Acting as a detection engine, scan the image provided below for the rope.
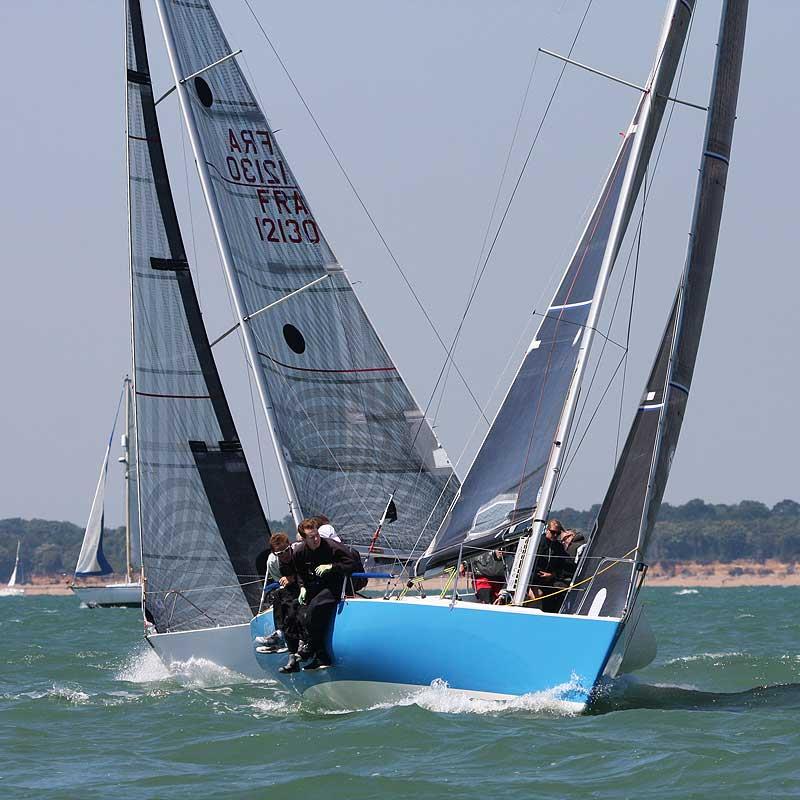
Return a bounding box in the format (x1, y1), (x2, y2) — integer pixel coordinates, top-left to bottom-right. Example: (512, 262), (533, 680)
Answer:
(143, 577), (264, 596)
(520, 547), (637, 606)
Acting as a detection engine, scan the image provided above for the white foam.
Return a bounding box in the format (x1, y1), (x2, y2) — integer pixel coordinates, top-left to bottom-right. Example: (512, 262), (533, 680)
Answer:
(359, 678), (585, 717)
(673, 589), (699, 596)
(664, 651), (745, 665)
(116, 646), (172, 683)
(250, 696), (301, 716)
(49, 684), (91, 704)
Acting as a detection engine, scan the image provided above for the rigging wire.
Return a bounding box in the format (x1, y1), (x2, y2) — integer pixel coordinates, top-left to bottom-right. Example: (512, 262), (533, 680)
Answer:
(240, 0), (487, 424)
(430, 47), (543, 430)
(615, 171), (646, 465)
(553, 6), (697, 496)
(408, 0), (596, 453)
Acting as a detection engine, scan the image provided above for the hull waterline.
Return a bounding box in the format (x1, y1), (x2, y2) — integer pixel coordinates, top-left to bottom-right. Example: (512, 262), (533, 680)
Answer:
(251, 596), (652, 711)
(71, 582), (141, 608)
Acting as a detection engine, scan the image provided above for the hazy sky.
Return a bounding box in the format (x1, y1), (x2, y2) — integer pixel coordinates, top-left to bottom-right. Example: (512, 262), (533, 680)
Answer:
(0, 0), (797, 528)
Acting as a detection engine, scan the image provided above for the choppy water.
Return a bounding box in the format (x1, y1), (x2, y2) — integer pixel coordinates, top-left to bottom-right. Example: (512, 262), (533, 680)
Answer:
(1, 588), (799, 799)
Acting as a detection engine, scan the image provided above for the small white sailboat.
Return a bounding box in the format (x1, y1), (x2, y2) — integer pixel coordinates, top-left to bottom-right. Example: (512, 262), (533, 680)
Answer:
(1, 541), (25, 597)
(71, 378), (141, 608)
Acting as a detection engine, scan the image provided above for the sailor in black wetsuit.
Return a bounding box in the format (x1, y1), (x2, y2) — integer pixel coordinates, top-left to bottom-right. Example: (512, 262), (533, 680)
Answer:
(531, 519), (576, 612)
(280, 518), (359, 670)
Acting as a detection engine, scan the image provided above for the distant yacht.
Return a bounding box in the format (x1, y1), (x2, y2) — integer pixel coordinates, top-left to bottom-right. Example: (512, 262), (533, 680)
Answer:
(1, 540), (25, 597)
(71, 378), (141, 608)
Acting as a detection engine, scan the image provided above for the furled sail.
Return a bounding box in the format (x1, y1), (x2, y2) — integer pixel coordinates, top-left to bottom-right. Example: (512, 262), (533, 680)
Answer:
(74, 407), (118, 578)
(562, 0), (749, 617)
(155, 0), (459, 553)
(419, 0), (694, 573)
(127, 0), (270, 632)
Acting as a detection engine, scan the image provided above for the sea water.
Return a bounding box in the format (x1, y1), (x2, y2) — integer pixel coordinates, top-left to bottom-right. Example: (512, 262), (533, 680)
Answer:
(1, 588), (798, 799)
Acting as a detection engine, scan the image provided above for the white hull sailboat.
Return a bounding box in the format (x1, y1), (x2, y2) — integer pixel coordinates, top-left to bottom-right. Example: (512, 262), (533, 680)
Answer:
(123, 0), (458, 677)
(1, 541), (25, 597)
(71, 377), (142, 608)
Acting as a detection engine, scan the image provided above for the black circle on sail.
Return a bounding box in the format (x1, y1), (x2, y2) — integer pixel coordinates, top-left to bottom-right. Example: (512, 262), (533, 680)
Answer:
(194, 76), (214, 108)
(283, 324), (306, 354)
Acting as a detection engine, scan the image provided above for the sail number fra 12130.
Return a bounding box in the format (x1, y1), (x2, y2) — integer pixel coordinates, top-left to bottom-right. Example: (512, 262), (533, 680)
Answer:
(253, 187), (320, 245)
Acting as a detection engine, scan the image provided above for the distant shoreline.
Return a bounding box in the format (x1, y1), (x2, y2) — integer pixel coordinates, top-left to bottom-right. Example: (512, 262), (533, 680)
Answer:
(7, 560), (800, 596)
(646, 559), (799, 587)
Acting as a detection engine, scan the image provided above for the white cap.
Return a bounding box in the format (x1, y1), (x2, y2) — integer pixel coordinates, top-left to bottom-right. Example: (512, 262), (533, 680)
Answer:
(318, 523), (341, 542)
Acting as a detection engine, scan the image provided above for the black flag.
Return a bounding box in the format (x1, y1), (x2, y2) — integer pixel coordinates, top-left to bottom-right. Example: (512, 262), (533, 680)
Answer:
(384, 498), (398, 524)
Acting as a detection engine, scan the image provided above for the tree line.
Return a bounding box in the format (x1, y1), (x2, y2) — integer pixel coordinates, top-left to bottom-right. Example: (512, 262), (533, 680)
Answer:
(3, 498), (800, 580)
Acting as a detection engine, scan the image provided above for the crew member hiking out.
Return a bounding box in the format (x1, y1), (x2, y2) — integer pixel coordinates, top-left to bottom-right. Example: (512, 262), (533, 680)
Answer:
(281, 517), (361, 670)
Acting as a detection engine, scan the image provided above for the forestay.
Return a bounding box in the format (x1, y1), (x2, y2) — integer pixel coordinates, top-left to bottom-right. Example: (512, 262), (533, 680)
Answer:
(127, 0), (269, 633)
(419, 0), (694, 574)
(155, 0), (459, 553)
(563, 0), (749, 617)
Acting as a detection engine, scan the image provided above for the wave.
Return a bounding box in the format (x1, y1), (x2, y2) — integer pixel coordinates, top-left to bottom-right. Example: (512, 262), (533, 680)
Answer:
(250, 696), (301, 716)
(673, 589), (699, 595)
(115, 646), (255, 689)
(663, 651), (745, 665)
(589, 674), (800, 713)
(305, 677), (586, 718)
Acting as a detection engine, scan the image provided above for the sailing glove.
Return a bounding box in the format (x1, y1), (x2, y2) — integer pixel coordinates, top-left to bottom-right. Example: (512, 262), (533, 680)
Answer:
(298, 587), (307, 605)
(314, 564), (333, 576)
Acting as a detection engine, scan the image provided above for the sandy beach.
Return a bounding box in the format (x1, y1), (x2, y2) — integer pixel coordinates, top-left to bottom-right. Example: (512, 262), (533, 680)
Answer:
(6, 561), (800, 595)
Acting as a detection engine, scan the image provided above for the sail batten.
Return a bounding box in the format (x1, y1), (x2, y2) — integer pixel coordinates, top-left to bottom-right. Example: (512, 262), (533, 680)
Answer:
(563, 0), (749, 618)
(155, 0), (459, 552)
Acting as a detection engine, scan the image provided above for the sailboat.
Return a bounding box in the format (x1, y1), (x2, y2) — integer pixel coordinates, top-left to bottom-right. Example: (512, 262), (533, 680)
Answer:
(250, 0), (749, 709)
(123, 0), (458, 677)
(71, 378), (142, 608)
(1, 541), (25, 597)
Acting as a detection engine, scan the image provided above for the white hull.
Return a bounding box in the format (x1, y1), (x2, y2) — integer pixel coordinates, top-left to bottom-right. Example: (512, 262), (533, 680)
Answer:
(147, 622), (265, 681)
(0, 587), (24, 597)
(71, 582), (141, 607)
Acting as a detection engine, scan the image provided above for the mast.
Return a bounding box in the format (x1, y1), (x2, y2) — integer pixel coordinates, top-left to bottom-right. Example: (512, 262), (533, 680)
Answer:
(122, 376), (133, 583)
(562, 0), (748, 617)
(510, 0), (694, 605)
(154, 0), (302, 525)
(125, 1), (144, 601)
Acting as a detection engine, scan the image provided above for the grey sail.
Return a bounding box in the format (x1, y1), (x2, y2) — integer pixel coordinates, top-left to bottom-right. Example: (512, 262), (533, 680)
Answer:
(127, 0), (270, 632)
(419, 0), (694, 574)
(563, 0), (749, 617)
(155, 0), (459, 554)
(75, 403), (119, 578)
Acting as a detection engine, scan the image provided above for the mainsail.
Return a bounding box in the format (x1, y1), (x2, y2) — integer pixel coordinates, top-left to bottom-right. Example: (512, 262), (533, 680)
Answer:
(154, 0), (459, 553)
(419, 0), (694, 574)
(563, 0), (749, 617)
(127, 0), (270, 632)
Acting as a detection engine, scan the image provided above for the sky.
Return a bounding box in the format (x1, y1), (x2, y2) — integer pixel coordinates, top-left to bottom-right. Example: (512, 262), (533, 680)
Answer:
(0, 0), (797, 528)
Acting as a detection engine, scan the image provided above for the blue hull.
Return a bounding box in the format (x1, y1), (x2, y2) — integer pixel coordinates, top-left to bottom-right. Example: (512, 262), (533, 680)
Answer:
(252, 596), (622, 710)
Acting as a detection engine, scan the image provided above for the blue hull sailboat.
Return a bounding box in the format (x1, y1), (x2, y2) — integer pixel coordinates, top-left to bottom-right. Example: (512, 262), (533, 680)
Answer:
(249, 0), (749, 710)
